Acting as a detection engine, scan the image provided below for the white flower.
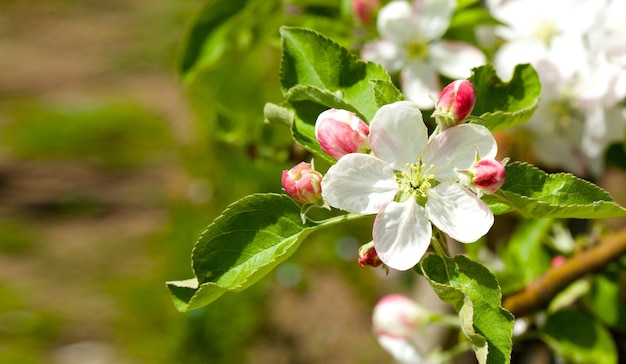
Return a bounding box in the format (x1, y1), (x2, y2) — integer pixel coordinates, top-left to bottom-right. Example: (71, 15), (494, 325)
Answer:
(489, 0), (626, 176)
(321, 101), (495, 271)
(361, 0), (486, 109)
(373, 294), (426, 364)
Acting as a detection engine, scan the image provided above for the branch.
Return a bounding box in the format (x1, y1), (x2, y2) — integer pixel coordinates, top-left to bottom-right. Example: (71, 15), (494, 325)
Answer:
(502, 228), (626, 317)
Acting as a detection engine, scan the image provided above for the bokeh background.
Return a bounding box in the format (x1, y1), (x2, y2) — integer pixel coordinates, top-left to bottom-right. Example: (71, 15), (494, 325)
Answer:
(0, 0), (403, 362)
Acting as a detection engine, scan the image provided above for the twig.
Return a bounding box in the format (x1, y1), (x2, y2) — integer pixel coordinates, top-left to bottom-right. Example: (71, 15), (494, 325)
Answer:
(502, 228), (626, 317)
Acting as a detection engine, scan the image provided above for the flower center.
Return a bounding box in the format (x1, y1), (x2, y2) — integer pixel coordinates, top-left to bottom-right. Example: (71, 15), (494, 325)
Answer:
(395, 159), (436, 205)
(544, 96), (583, 134)
(406, 37), (429, 60)
(534, 20), (561, 47)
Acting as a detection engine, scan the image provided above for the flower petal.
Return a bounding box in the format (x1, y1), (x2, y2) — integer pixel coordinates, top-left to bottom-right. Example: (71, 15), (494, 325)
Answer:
(321, 153), (397, 214)
(361, 39), (408, 73)
(425, 183), (494, 243)
(369, 101), (428, 170)
(377, 0), (418, 45)
(423, 124), (497, 182)
(377, 336), (423, 364)
(373, 198), (432, 271)
(413, 0), (456, 40)
(429, 41), (486, 78)
(400, 61), (439, 109)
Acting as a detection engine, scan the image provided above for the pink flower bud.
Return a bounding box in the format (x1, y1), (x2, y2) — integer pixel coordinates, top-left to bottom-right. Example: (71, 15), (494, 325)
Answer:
(373, 294), (425, 339)
(472, 158), (506, 194)
(358, 241), (383, 268)
(551, 255), (567, 268)
(353, 0), (381, 25)
(282, 162), (323, 205)
(433, 80), (476, 128)
(315, 109), (370, 160)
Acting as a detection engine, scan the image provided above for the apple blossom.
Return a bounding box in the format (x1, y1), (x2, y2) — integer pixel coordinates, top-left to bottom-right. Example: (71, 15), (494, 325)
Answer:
(432, 79), (476, 128)
(282, 161), (323, 205)
(361, 0), (486, 109)
(321, 101), (496, 271)
(373, 294), (425, 364)
(315, 108), (370, 160)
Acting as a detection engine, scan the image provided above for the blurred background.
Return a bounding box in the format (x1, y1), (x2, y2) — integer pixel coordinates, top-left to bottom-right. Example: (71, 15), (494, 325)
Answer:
(0, 0), (399, 362)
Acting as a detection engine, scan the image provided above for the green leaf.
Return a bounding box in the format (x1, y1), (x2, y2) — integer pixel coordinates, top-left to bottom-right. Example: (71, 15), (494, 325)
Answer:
(583, 269), (626, 332)
(177, 0), (249, 76)
(540, 309), (617, 364)
(420, 254), (514, 364)
(496, 218), (552, 295)
(289, 99), (337, 163)
(483, 162), (626, 219)
(263, 102), (295, 127)
(177, 0), (282, 82)
(167, 193), (317, 312)
(279, 26), (392, 122)
(449, 7), (502, 29)
(469, 64), (541, 131)
(370, 79), (405, 107)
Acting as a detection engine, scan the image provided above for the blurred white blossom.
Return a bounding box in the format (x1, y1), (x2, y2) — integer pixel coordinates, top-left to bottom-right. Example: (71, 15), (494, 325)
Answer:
(488, 0), (626, 176)
(361, 0), (486, 109)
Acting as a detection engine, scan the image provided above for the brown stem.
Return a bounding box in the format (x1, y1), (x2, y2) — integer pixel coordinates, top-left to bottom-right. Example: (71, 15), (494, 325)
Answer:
(502, 228), (626, 317)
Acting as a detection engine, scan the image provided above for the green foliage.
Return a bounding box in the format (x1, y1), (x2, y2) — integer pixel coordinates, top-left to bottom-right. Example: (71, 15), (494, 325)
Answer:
(484, 162), (626, 218)
(583, 268), (626, 332)
(496, 218), (552, 295)
(167, 193), (315, 312)
(540, 309), (617, 364)
(420, 254), (514, 364)
(277, 27), (401, 162)
(469, 64), (541, 131)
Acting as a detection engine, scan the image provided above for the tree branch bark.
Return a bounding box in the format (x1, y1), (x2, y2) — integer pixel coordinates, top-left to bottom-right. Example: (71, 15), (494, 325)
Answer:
(502, 228), (626, 317)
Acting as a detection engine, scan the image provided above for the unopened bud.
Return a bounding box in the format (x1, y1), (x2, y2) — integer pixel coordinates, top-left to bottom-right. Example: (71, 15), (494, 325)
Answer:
(551, 255), (567, 268)
(471, 158), (506, 194)
(373, 294), (426, 339)
(353, 0), (381, 25)
(282, 162), (323, 205)
(433, 80), (476, 128)
(315, 109), (370, 160)
(358, 241), (383, 268)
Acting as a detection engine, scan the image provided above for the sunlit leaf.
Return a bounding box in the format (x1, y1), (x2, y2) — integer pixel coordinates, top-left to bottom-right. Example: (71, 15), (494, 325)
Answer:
(280, 26), (392, 121)
(483, 162), (626, 218)
(167, 193), (317, 312)
(420, 254), (514, 364)
(469, 64), (541, 131)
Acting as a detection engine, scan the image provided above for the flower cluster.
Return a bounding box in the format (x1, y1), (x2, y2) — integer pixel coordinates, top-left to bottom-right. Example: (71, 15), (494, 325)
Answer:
(283, 81), (504, 271)
(487, 0), (626, 176)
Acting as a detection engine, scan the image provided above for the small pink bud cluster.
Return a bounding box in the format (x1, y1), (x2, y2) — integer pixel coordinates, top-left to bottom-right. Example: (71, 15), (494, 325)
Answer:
(471, 158), (507, 195)
(358, 241), (383, 268)
(433, 79), (476, 129)
(315, 109), (370, 160)
(281, 162), (323, 205)
(353, 0), (381, 25)
(373, 294), (425, 339)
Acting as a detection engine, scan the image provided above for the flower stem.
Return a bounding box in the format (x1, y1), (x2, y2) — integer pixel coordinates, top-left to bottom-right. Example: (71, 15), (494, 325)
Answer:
(430, 228), (450, 257)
